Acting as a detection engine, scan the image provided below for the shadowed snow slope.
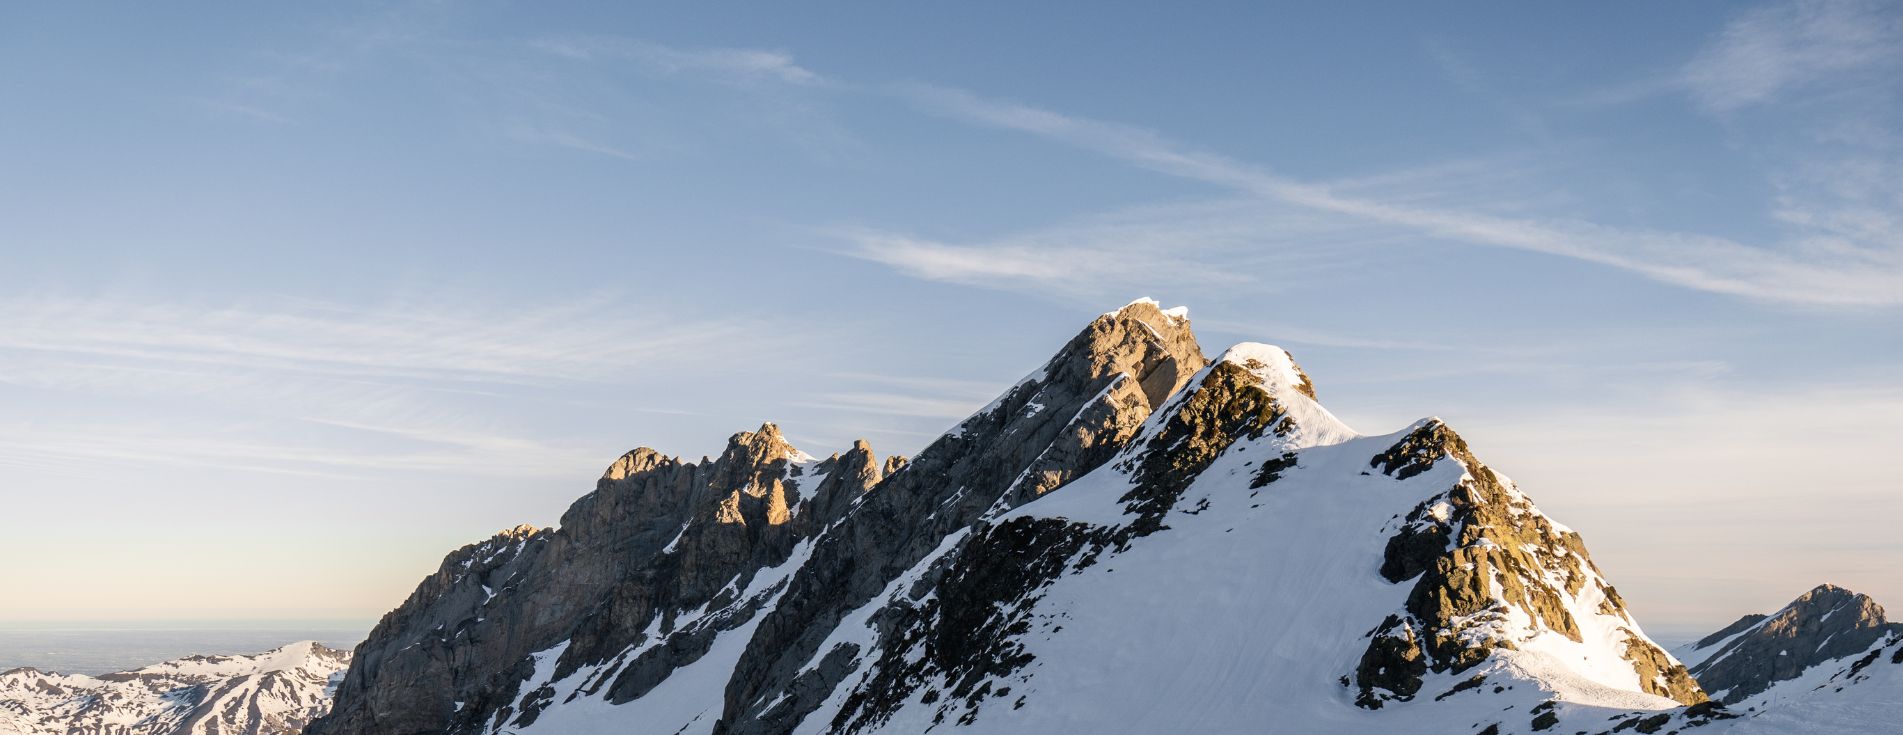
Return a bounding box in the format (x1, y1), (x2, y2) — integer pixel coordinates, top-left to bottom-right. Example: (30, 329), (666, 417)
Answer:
(0, 641), (350, 735)
(308, 302), (1882, 734)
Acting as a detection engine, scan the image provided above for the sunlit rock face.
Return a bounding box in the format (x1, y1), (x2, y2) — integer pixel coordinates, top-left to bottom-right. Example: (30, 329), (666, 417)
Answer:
(0, 642), (350, 735)
(311, 301), (1830, 735)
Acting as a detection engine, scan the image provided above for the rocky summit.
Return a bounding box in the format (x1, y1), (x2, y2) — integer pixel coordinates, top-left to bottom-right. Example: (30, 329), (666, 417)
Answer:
(1670, 585), (1903, 733)
(307, 301), (1888, 735)
(1678, 584), (1903, 703)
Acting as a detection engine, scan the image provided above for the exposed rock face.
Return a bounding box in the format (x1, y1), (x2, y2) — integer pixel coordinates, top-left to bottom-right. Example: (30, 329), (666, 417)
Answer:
(1680, 584), (1902, 703)
(314, 424), (887, 735)
(0, 642), (349, 735)
(311, 300), (1205, 735)
(311, 301), (1729, 735)
(1357, 419), (1705, 708)
(714, 300), (1206, 733)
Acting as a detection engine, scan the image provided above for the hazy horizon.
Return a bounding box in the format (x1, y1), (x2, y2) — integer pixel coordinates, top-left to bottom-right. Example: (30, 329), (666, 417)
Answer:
(4, 1), (1899, 643)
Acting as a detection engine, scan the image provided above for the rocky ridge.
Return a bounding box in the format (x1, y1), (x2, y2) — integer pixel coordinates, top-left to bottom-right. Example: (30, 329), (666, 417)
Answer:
(780, 342), (1712, 734)
(313, 299), (1205, 735)
(1679, 584), (1902, 704)
(310, 300), (1826, 735)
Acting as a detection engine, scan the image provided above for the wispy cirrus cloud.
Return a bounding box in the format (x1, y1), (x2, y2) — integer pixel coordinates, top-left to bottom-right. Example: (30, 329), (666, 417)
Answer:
(1681, 0), (1902, 113)
(1561, 1), (1902, 113)
(859, 82), (1903, 307)
(0, 295), (792, 478)
(521, 36), (858, 162)
(1557, 2), (1903, 291)
(835, 197), (1405, 300)
(529, 36), (827, 87)
(0, 295), (762, 385)
(0, 420), (607, 481)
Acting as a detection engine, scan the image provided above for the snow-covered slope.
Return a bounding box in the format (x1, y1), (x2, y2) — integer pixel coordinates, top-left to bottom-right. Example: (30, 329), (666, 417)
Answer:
(1703, 629), (1903, 733)
(0, 641), (349, 735)
(1670, 586), (1903, 733)
(318, 300), (1879, 734)
(789, 342), (1708, 735)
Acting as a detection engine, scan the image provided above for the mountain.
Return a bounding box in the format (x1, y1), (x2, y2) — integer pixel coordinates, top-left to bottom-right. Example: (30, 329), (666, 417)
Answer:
(0, 641), (349, 735)
(1678, 584), (1900, 704)
(1672, 586), (1903, 732)
(1713, 631), (1903, 734)
(315, 300), (1737, 735)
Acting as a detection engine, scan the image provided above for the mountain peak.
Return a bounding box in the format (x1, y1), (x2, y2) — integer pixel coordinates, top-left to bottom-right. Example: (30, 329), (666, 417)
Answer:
(719, 421), (803, 465)
(1214, 342), (1319, 400)
(314, 304), (1743, 735)
(1104, 296), (1190, 322)
(601, 446), (672, 482)
(1777, 584), (1886, 631)
(1040, 297), (1203, 414)
(500, 523), (542, 539)
(1681, 583), (1896, 703)
(1797, 582), (1868, 605)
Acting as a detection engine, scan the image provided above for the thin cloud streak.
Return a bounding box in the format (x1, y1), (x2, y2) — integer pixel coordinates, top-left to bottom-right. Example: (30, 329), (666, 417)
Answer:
(886, 83), (1903, 307)
(1681, 0), (1902, 113)
(508, 28), (1903, 306)
(833, 198), (1398, 300)
(530, 36), (828, 86)
(0, 294), (800, 479)
(0, 296), (765, 385)
(0, 422), (604, 480)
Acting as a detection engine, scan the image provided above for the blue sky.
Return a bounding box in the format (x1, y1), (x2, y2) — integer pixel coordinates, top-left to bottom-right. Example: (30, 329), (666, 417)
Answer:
(1, 1), (1898, 640)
